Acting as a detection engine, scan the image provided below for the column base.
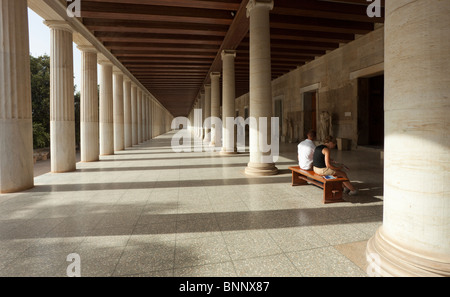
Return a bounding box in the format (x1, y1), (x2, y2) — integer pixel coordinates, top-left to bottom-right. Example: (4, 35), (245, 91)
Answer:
(220, 149), (237, 155)
(81, 122), (99, 162)
(51, 121), (76, 173)
(366, 227), (450, 277)
(0, 119), (34, 193)
(245, 162), (278, 176)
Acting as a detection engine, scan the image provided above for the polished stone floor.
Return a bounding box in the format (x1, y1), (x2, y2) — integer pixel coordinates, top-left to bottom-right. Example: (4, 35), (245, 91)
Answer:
(0, 131), (384, 277)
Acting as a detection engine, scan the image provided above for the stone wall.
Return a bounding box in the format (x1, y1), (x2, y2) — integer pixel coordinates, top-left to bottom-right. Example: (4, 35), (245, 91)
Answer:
(236, 25), (385, 148)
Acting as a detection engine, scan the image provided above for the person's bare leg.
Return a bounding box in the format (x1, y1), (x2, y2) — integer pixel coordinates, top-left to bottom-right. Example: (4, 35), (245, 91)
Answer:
(335, 170), (356, 192)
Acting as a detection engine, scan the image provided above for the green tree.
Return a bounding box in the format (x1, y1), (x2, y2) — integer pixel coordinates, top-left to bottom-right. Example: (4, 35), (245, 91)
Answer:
(74, 87), (81, 149)
(30, 54), (51, 149)
(30, 54), (80, 150)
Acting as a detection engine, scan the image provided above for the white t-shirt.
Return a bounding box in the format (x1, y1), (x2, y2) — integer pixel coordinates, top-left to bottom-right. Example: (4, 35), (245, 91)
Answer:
(298, 139), (316, 170)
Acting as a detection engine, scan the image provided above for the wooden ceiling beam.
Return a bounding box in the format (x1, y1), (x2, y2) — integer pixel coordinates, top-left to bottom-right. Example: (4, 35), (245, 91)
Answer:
(270, 14), (374, 34)
(80, 1), (234, 25)
(81, 0), (241, 11)
(272, 0), (384, 23)
(83, 18), (229, 36)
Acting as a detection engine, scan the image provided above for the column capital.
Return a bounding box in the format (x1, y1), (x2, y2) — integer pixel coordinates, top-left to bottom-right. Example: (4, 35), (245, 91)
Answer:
(77, 45), (97, 53)
(98, 58), (113, 66)
(210, 72), (221, 79)
(113, 67), (123, 75)
(204, 84), (211, 90)
(246, 0), (274, 17)
(221, 50), (237, 60)
(44, 20), (74, 33)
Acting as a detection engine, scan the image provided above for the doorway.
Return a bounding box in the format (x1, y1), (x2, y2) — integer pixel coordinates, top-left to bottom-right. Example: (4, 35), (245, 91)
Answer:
(274, 99), (283, 138)
(358, 75), (384, 147)
(303, 91), (317, 137)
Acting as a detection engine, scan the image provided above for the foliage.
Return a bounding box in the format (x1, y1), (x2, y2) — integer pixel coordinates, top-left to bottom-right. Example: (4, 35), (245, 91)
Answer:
(33, 122), (50, 149)
(30, 55), (51, 149)
(30, 54), (81, 150)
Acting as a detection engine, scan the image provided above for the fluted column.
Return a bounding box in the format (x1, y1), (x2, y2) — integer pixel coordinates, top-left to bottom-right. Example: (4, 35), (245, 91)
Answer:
(143, 95), (148, 141)
(131, 83), (138, 145)
(45, 20), (76, 173)
(99, 60), (114, 156)
(137, 89), (142, 144)
(200, 90), (205, 140)
(245, 0), (278, 176)
(113, 69), (124, 151)
(123, 77), (132, 148)
(203, 84), (211, 144)
(210, 72), (221, 147)
(221, 50), (237, 154)
(78, 45), (99, 162)
(0, 0), (34, 193)
(366, 0), (450, 277)
(149, 98), (153, 139)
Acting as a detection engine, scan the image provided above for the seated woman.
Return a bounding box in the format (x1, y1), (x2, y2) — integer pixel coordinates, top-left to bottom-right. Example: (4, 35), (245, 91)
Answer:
(313, 136), (358, 196)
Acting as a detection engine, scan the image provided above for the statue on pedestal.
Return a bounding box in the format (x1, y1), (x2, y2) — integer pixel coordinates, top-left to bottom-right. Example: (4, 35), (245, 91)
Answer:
(319, 111), (332, 141)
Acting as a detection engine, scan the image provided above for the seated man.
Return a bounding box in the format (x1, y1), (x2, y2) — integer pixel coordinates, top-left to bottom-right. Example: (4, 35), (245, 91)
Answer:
(297, 130), (316, 170)
(313, 136), (359, 196)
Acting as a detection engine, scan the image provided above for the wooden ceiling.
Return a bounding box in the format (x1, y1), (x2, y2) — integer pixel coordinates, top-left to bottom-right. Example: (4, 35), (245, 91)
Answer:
(77, 0), (384, 117)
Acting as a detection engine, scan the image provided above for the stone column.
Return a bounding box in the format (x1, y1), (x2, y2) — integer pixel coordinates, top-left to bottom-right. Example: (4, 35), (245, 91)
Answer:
(0, 0), (34, 193)
(123, 77), (132, 148)
(78, 45), (99, 162)
(131, 83), (138, 145)
(200, 90), (205, 140)
(137, 89), (142, 144)
(203, 84), (211, 144)
(147, 97), (152, 140)
(245, 0), (278, 176)
(210, 72), (221, 147)
(148, 98), (153, 140)
(366, 0), (450, 277)
(145, 94), (148, 141)
(98, 60), (114, 155)
(221, 50), (237, 154)
(113, 69), (124, 151)
(45, 20), (76, 173)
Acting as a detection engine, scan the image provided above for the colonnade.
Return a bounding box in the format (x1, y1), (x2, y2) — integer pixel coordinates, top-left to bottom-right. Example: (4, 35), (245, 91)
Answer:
(188, 0), (278, 176)
(1, 0), (449, 277)
(0, 0), (172, 193)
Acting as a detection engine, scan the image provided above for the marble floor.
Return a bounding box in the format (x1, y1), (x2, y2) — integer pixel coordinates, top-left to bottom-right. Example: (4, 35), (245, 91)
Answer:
(0, 131), (384, 277)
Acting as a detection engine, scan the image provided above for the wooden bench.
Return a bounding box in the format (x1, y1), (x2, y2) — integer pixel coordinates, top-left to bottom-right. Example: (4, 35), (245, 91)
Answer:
(288, 166), (349, 204)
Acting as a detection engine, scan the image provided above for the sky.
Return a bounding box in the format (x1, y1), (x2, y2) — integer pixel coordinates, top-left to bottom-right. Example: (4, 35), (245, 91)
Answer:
(28, 8), (82, 92)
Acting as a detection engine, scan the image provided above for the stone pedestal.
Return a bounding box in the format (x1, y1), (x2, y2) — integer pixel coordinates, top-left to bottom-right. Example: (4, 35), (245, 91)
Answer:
(99, 61), (114, 156)
(45, 20), (76, 172)
(366, 0), (450, 277)
(245, 0), (278, 176)
(78, 45), (99, 162)
(0, 0), (34, 193)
